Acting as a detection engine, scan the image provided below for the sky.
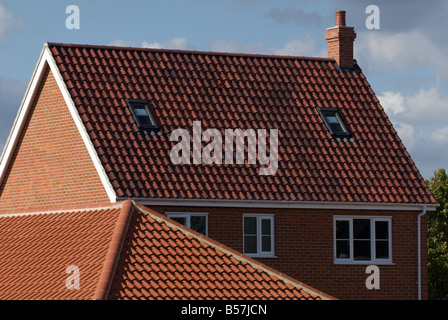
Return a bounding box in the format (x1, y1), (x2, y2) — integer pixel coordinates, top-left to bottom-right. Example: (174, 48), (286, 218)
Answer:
(0, 0), (447, 180)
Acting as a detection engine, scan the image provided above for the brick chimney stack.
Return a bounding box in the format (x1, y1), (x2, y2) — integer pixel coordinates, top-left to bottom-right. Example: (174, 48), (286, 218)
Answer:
(325, 11), (357, 68)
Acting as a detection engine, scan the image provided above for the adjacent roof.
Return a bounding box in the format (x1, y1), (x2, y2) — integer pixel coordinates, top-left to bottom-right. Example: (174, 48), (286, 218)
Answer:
(0, 203), (122, 300)
(0, 201), (333, 300)
(45, 42), (435, 205)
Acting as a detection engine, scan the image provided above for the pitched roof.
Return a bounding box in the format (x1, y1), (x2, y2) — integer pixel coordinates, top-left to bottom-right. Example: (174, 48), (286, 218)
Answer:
(0, 203), (123, 300)
(0, 201), (333, 300)
(45, 42), (435, 206)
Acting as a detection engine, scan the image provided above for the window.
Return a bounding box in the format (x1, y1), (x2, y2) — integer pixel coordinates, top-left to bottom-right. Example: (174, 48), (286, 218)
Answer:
(243, 214), (275, 257)
(318, 107), (350, 137)
(126, 99), (159, 130)
(166, 212), (208, 236)
(334, 216), (392, 264)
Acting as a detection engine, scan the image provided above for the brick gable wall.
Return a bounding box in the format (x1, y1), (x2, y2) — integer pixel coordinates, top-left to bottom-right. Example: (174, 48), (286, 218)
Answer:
(151, 204), (427, 300)
(0, 66), (110, 210)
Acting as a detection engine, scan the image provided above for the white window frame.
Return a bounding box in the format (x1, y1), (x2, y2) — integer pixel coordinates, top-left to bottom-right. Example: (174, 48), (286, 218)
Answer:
(243, 213), (275, 258)
(333, 215), (393, 265)
(166, 212), (209, 236)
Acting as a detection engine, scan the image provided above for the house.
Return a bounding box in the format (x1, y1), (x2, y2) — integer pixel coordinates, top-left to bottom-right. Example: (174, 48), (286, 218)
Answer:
(0, 11), (437, 300)
(0, 200), (332, 300)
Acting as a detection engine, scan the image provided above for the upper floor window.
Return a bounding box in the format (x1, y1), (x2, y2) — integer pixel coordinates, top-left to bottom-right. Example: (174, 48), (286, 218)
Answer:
(334, 216), (392, 264)
(243, 214), (275, 258)
(126, 99), (159, 130)
(166, 212), (208, 236)
(318, 107), (350, 137)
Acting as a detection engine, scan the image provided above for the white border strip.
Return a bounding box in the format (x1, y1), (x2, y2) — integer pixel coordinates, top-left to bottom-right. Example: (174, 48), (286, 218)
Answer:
(45, 46), (117, 203)
(0, 44), (117, 203)
(122, 197), (437, 211)
(0, 46), (47, 183)
(0, 203), (123, 219)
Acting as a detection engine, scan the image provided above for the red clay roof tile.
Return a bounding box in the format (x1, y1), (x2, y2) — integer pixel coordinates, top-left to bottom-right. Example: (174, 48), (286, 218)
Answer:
(45, 43), (435, 205)
(0, 204), (122, 300)
(0, 201), (333, 300)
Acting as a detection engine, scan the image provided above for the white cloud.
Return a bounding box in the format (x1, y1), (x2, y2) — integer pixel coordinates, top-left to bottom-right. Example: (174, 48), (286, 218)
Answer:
(430, 126), (448, 143)
(108, 39), (138, 47)
(210, 36), (323, 57)
(391, 120), (448, 178)
(357, 29), (448, 79)
(362, 28), (448, 178)
(404, 88), (448, 124)
(109, 37), (191, 50)
(142, 38), (189, 50)
(393, 121), (420, 150)
(379, 87), (448, 125)
(378, 91), (405, 116)
(378, 86), (448, 178)
(0, 3), (20, 37)
(274, 37), (326, 57)
(209, 38), (267, 54)
(110, 36), (323, 58)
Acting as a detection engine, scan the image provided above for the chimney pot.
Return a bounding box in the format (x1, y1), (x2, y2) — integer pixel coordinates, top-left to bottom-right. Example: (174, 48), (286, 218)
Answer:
(335, 11), (346, 26)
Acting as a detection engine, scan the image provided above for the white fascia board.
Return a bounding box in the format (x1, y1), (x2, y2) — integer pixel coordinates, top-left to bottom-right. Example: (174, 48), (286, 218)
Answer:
(119, 197), (438, 211)
(0, 45), (48, 184)
(45, 46), (117, 203)
(0, 43), (117, 203)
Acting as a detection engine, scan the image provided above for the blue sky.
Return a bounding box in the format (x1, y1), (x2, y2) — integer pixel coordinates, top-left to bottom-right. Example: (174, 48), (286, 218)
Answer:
(0, 0), (447, 179)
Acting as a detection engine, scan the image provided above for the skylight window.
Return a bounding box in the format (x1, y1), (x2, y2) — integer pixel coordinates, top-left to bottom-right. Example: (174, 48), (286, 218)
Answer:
(126, 99), (158, 130)
(318, 107), (350, 137)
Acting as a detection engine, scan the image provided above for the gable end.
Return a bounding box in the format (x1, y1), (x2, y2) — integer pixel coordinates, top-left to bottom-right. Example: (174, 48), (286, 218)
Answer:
(0, 44), (117, 209)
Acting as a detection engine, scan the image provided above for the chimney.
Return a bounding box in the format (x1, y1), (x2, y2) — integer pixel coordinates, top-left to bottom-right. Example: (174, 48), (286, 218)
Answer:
(325, 11), (357, 68)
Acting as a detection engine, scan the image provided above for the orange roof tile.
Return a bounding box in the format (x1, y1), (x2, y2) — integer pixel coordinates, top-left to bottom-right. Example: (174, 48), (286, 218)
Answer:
(0, 201), (334, 300)
(0, 203), (123, 300)
(46, 42), (435, 205)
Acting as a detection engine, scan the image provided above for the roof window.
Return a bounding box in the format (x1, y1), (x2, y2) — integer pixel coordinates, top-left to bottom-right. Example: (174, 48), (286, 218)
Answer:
(318, 107), (350, 137)
(126, 99), (159, 130)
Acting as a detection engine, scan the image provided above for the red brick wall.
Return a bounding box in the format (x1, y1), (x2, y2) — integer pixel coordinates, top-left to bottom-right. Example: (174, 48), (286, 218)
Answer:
(0, 66), (110, 210)
(325, 27), (357, 68)
(151, 204), (427, 300)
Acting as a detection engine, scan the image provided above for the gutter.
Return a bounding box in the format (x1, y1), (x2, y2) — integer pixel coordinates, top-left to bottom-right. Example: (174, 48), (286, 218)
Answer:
(119, 197), (439, 212)
(417, 205), (427, 300)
